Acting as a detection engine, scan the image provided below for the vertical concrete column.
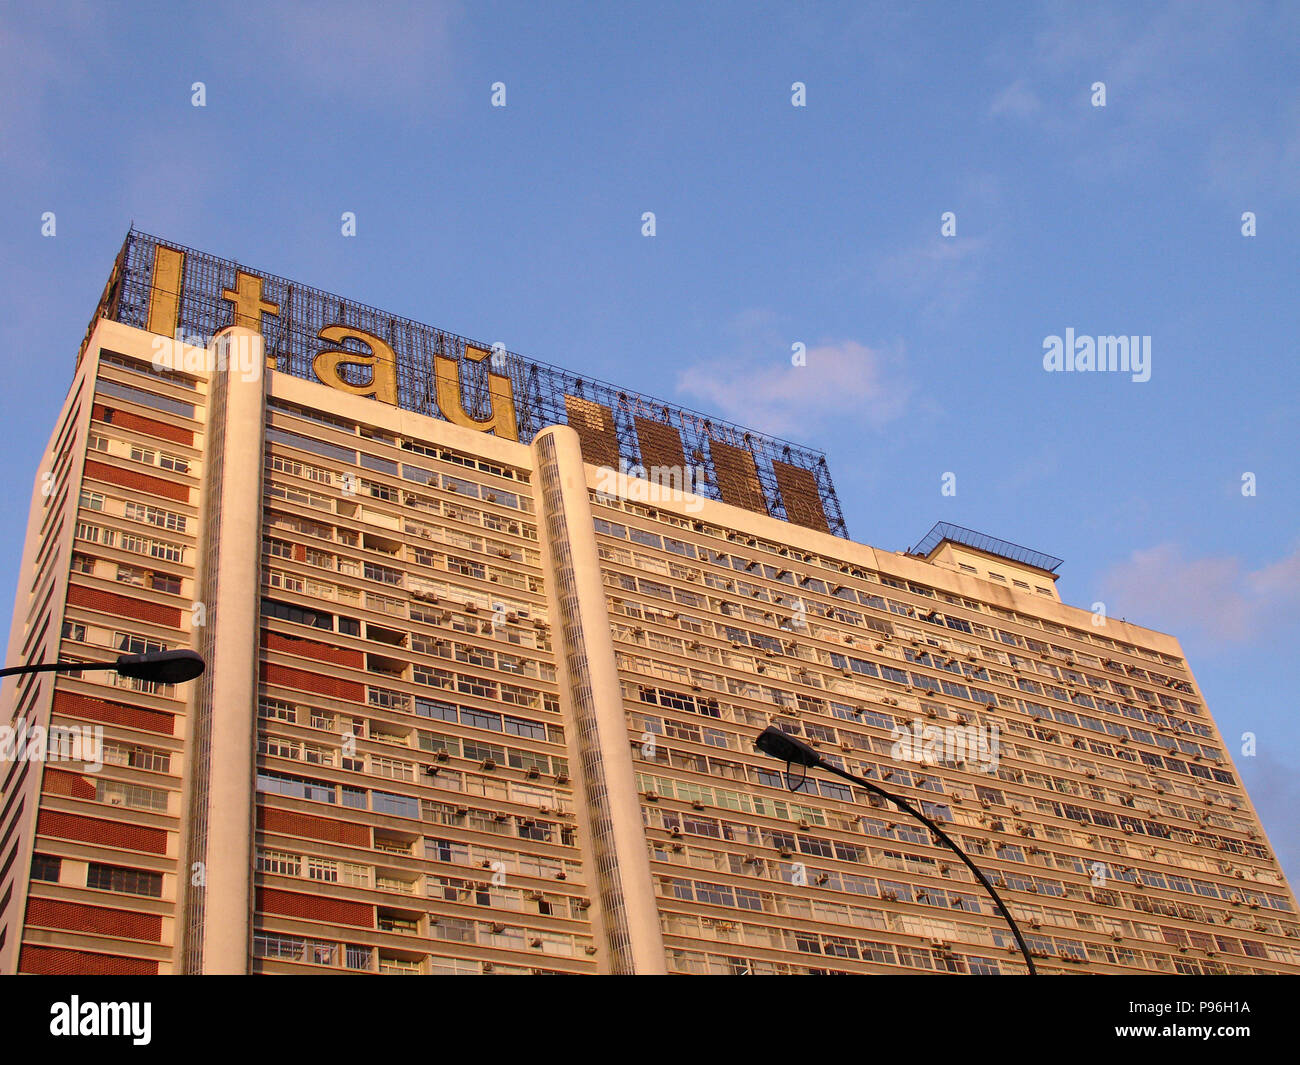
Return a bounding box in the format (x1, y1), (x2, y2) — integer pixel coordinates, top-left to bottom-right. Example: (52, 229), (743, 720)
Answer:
(532, 426), (667, 974)
(196, 328), (265, 973)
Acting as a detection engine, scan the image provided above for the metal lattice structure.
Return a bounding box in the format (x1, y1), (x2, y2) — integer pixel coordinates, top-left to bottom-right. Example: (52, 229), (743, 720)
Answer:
(909, 522), (1063, 573)
(86, 229), (848, 537)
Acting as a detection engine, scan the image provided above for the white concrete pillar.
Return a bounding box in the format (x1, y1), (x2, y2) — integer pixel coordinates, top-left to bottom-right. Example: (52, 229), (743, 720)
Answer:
(532, 425), (667, 974)
(196, 328), (265, 972)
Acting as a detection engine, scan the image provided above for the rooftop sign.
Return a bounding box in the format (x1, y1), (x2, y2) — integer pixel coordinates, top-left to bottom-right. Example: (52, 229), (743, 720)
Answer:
(85, 230), (847, 537)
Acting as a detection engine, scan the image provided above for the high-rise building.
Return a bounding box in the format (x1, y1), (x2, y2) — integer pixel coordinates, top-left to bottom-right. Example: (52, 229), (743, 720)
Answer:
(1, 230), (1295, 975)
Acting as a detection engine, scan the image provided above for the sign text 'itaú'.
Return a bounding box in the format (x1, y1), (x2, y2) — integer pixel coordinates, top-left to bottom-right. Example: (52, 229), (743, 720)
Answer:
(89, 229), (847, 537)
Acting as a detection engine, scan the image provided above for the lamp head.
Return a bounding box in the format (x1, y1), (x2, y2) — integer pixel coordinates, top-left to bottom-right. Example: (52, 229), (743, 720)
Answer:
(754, 725), (821, 768)
(115, 649), (206, 684)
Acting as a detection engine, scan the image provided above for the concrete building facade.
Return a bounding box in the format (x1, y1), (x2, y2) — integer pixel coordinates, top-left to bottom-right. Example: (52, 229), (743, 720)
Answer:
(1, 233), (1296, 975)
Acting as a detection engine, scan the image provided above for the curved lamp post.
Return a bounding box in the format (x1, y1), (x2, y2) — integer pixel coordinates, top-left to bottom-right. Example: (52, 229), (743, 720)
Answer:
(0, 649), (206, 684)
(754, 724), (1037, 976)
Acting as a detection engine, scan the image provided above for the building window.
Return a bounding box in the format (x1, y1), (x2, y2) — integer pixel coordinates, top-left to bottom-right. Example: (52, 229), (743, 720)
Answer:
(86, 862), (163, 898)
(125, 501), (187, 532)
(307, 857), (339, 883)
(116, 632), (167, 656)
(258, 850), (300, 876)
(30, 854), (61, 883)
(150, 572), (182, 595)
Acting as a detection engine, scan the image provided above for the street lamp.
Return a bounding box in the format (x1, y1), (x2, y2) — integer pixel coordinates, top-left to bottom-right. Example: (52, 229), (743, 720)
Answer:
(754, 724), (1038, 975)
(0, 649), (206, 684)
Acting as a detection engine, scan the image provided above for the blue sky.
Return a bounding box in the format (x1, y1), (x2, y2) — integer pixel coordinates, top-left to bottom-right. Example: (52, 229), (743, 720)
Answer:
(1, 1), (1297, 881)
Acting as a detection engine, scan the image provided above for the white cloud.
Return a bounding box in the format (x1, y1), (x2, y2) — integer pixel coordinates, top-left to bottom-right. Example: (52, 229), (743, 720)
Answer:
(876, 234), (989, 316)
(242, 0), (461, 106)
(676, 338), (910, 438)
(992, 2), (1246, 123)
(1099, 542), (1300, 644)
(988, 79), (1043, 120)
(1204, 99), (1300, 202)
(984, 2), (1280, 186)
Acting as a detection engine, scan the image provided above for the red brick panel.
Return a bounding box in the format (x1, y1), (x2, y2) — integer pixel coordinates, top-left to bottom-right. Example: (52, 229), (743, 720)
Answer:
(84, 459), (189, 503)
(19, 945), (158, 975)
(42, 768), (97, 800)
(262, 630), (363, 669)
(258, 807), (370, 847)
(92, 403), (193, 446)
(37, 810), (168, 855)
(26, 898), (162, 942)
(53, 691), (175, 736)
(257, 887), (373, 928)
(261, 662), (365, 702)
(66, 584), (183, 629)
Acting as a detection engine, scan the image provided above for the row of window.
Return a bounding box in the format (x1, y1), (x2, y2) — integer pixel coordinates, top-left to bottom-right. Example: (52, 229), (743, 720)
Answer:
(593, 499), (1185, 669)
(603, 551), (1198, 720)
(31, 854), (163, 897)
(267, 428), (531, 513)
(268, 398), (530, 486)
